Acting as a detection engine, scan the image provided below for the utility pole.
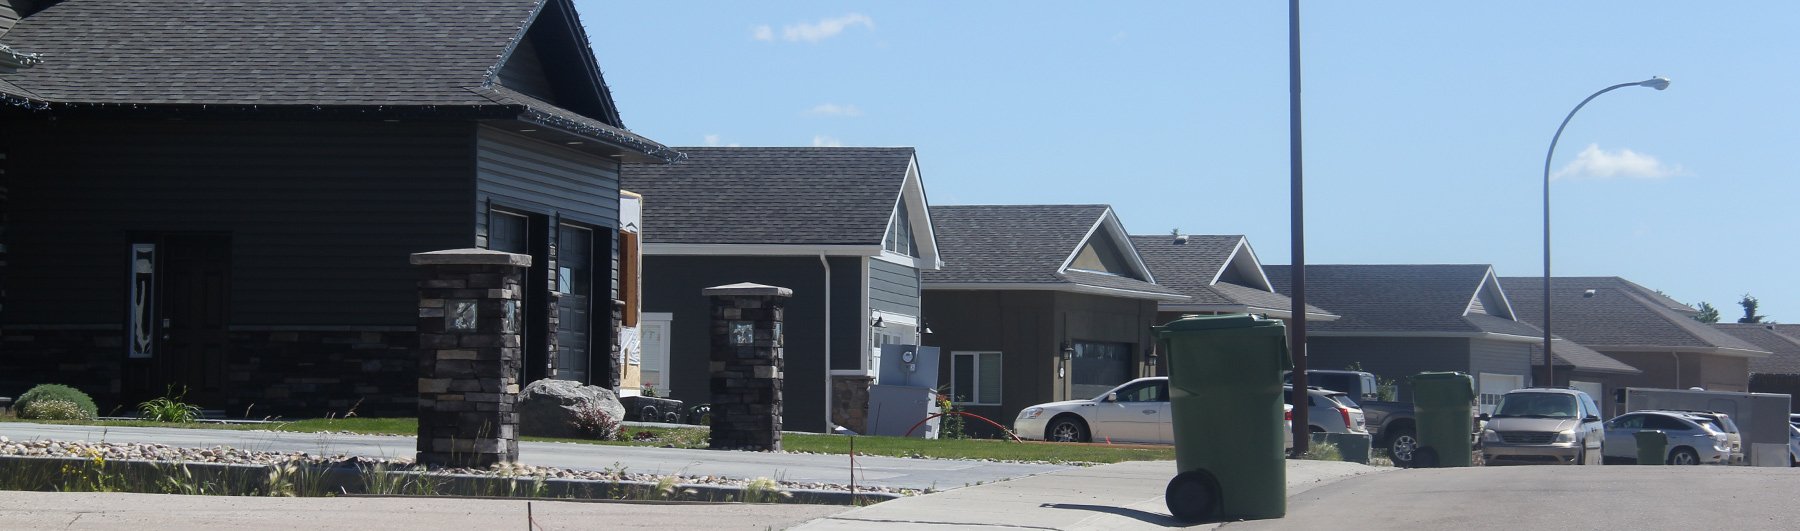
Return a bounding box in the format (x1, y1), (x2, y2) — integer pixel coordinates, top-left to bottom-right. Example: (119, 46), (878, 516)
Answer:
(1287, 0), (1309, 455)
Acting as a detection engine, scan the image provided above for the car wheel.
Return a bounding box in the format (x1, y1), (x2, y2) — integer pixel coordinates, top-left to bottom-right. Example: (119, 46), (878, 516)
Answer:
(1165, 471), (1219, 523)
(1669, 447), (1699, 465)
(1387, 427), (1418, 467)
(1576, 446), (1587, 465)
(1602, 455), (1626, 465)
(1046, 416), (1090, 443)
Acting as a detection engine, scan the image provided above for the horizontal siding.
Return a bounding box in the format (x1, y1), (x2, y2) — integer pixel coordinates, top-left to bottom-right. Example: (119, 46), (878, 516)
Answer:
(868, 258), (920, 316)
(6, 119), (475, 326)
(475, 126), (621, 298)
(1467, 339), (1532, 389)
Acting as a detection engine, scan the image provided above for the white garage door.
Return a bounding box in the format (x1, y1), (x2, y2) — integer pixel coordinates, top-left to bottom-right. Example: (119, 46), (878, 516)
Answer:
(1478, 373), (1525, 415)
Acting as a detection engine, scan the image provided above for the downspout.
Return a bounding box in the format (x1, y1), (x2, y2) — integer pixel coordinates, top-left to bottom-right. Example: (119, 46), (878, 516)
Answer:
(821, 253), (834, 432)
(1670, 352), (1680, 389)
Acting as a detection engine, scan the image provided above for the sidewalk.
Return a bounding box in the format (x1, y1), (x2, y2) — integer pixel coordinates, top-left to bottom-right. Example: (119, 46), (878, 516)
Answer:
(794, 459), (1386, 530)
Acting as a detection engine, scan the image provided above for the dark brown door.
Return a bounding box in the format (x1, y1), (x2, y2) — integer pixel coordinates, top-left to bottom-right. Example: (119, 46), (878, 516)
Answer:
(555, 225), (593, 384)
(155, 234), (231, 405)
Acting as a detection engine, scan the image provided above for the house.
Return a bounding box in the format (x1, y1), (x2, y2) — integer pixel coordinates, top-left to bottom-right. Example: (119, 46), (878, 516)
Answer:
(1712, 323), (1800, 399)
(1128, 233), (1337, 328)
(1264, 265), (1637, 411)
(922, 205), (1185, 433)
(620, 147), (941, 433)
(1500, 277), (1769, 411)
(0, 0), (677, 415)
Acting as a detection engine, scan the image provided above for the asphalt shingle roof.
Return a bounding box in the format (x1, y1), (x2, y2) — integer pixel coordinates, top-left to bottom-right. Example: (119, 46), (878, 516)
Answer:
(1, 0), (534, 106)
(1499, 277), (1766, 353)
(621, 147), (915, 246)
(1713, 324), (1800, 374)
(1263, 264), (1522, 335)
(924, 205), (1183, 299)
(1129, 234), (1331, 315)
(1529, 341), (1642, 374)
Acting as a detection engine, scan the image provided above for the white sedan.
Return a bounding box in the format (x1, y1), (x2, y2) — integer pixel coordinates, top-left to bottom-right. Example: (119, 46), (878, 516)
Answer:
(1013, 377), (1293, 450)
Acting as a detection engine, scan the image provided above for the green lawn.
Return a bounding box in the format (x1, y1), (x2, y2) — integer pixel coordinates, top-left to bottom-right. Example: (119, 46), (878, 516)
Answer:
(0, 416), (1174, 464)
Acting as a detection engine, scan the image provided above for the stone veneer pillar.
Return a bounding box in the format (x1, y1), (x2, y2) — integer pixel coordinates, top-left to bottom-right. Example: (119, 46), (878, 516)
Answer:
(703, 282), (790, 451)
(411, 248), (530, 468)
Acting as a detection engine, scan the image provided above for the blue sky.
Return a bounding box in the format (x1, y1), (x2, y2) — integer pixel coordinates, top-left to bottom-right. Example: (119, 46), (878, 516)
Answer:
(577, 1), (1799, 322)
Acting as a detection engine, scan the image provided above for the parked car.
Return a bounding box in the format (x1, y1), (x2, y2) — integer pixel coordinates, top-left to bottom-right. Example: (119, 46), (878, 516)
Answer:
(1284, 386), (1367, 434)
(1659, 410), (1742, 464)
(1282, 369), (1438, 466)
(1479, 388), (1605, 465)
(1789, 424), (1799, 467)
(1013, 377), (1296, 447)
(1599, 410), (1732, 465)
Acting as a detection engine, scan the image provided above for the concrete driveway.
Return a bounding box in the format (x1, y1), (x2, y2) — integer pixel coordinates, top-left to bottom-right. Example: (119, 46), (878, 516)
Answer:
(0, 422), (1067, 491)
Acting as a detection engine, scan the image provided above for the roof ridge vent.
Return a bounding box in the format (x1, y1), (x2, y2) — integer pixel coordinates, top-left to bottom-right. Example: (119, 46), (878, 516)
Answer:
(1173, 234), (1188, 245)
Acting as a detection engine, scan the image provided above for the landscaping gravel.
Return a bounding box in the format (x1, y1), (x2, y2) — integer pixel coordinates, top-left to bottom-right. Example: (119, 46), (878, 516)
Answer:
(0, 435), (911, 495)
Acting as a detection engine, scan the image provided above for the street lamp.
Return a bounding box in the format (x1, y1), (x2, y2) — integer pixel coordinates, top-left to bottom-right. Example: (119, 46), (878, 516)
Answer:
(1541, 76), (1670, 386)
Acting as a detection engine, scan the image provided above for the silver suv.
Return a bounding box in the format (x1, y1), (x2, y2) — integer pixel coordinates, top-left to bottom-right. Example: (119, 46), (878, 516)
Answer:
(1479, 388), (1605, 465)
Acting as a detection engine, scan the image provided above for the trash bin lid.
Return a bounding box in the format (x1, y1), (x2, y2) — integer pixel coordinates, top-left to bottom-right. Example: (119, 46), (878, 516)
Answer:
(1154, 313), (1286, 334)
(1408, 371), (1470, 383)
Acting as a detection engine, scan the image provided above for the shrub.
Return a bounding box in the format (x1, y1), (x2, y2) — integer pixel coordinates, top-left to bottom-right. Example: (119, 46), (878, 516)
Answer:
(22, 399), (94, 421)
(139, 386), (203, 423)
(1297, 439), (1343, 462)
(570, 403), (620, 440)
(15, 384), (98, 420)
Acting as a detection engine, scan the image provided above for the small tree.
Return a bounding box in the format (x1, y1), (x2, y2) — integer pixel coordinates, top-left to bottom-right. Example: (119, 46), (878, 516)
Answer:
(1738, 294), (1768, 324)
(1693, 302), (1720, 324)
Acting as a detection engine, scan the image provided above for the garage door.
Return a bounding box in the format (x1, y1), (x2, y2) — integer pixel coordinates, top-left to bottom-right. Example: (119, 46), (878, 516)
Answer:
(1478, 373), (1525, 415)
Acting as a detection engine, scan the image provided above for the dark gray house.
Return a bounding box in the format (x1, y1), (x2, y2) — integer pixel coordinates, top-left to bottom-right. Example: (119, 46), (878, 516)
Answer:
(1501, 277), (1767, 411)
(922, 205), (1185, 434)
(621, 147), (941, 433)
(0, 0), (677, 415)
(1129, 233), (1336, 327)
(1714, 323), (1800, 398)
(1265, 265), (1637, 411)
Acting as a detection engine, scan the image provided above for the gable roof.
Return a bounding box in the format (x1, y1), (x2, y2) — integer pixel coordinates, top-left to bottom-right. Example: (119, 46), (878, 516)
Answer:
(621, 147), (938, 264)
(1129, 234), (1336, 320)
(0, 0), (677, 161)
(922, 205), (1184, 301)
(1499, 277), (1768, 357)
(1263, 264), (1539, 338)
(1529, 340), (1642, 375)
(1712, 324), (1800, 374)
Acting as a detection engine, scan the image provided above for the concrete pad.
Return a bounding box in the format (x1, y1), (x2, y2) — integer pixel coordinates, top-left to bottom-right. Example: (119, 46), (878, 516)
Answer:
(0, 490), (847, 530)
(795, 459), (1387, 530)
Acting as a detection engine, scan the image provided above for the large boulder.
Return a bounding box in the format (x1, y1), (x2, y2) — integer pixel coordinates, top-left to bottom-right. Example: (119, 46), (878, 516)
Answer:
(518, 379), (624, 438)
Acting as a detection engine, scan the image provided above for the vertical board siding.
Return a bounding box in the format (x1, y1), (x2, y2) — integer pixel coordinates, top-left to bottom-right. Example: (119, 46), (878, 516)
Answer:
(868, 258), (920, 316)
(6, 119), (474, 326)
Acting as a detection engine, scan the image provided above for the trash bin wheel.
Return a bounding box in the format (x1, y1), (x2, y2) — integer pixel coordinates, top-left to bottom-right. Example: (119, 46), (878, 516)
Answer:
(1411, 447), (1439, 469)
(1165, 470), (1220, 523)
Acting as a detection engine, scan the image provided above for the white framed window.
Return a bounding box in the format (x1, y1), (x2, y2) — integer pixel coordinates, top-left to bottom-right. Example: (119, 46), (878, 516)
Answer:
(951, 351), (1003, 406)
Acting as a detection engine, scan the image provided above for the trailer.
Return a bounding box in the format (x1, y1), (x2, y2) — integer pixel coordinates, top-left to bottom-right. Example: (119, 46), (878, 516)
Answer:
(1620, 387), (1792, 467)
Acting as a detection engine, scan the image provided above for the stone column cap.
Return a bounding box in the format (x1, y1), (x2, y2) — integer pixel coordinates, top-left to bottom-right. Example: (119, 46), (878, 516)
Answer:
(410, 248), (533, 267)
(702, 282), (793, 298)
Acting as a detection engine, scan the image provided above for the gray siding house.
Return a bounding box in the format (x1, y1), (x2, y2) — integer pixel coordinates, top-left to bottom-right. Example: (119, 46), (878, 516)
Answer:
(0, 0), (677, 415)
(621, 147), (941, 433)
(1265, 265), (1637, 413)
(1714, 323), (1800, 399)
(1129, 234), (1336, 350)
(922, 205), (1185, 437)
(1502, 277), (1769, 414)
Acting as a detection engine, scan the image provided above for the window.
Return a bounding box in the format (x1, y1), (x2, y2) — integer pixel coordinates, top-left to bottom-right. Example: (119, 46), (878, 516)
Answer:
(952, 351), (1002, 405)
(1071, 341), (1133, 399)
(1112, 380), (1167, 402)
(884, 200), (917, 256)
(1611, 414), (1644, 429)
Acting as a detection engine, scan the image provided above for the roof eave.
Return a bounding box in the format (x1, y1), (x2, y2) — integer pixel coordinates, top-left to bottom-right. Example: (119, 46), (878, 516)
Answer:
(514, 109), (683, 163)
(924, 281), (1187, 302)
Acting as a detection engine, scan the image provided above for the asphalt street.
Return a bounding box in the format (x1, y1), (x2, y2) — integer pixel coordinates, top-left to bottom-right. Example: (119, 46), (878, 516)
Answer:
(1229, 465), (1800, 530)
(0, 422), (1068, 491)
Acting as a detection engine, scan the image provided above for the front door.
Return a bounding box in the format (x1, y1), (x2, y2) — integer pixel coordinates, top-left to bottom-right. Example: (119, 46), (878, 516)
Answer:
(127, 233), (231, 406)
(555, 224), (593, 384)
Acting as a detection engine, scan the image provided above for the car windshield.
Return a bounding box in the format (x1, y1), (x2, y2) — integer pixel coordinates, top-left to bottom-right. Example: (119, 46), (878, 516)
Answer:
(1492, 393), (1578, 419)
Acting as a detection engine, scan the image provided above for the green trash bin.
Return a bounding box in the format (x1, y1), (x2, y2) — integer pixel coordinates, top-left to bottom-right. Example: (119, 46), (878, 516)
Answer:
(1154, 314), (1292, 523)
(1408, 372), (1475, 468)
(1635, 430), (1667, 465)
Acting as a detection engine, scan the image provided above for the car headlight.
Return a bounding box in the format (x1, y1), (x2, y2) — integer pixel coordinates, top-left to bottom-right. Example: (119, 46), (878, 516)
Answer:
(1482, 429), (1501, 443)
(1553, 430), (1575, 444)
(1019, 407), (1044, 420)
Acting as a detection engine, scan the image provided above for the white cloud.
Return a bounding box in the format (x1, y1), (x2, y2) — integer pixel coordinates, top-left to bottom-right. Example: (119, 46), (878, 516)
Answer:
(702, 134), (739, 148)
(753, 14), (873, 43)
(805, 103), (862, 117)
(1551, 144), (1685, 181)
(812, 135), (843, 147)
